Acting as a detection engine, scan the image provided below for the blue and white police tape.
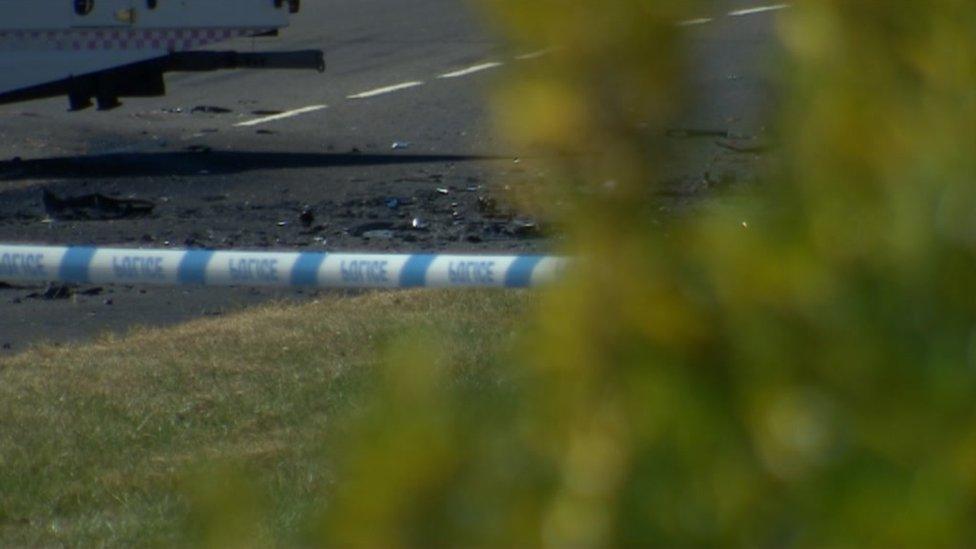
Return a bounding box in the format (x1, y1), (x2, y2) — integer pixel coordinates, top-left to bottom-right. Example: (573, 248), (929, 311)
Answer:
(0, 244), (566, 289)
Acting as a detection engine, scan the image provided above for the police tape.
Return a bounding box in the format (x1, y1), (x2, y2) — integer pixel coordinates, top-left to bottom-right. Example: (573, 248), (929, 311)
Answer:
(0, 244), (567, 289)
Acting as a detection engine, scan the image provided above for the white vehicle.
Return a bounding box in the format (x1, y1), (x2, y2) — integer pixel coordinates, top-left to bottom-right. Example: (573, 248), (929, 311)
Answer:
(0, 0), (323, 110)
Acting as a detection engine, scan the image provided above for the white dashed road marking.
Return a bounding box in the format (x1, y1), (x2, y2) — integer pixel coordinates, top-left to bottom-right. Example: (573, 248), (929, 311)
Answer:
(678, 17), (714, 26)
(226, 3), (789, 129)
(728, 4), (791, 17)
(347, 81), (425, 99)
(515, 49), (552, 60)
(438, 62), (504, 79)
(234, 104), (328, 127)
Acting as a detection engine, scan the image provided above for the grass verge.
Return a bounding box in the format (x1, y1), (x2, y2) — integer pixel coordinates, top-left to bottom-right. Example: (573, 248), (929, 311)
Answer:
(0, 289), (532, 546)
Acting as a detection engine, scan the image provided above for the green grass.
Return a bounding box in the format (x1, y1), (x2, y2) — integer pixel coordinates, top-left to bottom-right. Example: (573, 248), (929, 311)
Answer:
(0, 289), (532, 546)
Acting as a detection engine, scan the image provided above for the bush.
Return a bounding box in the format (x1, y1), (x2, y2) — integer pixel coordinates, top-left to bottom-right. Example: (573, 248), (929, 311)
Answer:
(272, 2), (976, 545)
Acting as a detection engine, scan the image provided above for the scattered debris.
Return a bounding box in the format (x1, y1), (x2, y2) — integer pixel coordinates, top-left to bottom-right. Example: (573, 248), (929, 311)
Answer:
(299, 206), (316, 227)
(42, 189), (155, 221)
(477, 195), (498, 215)
(25, 283), (75, 300)
(191, 105), (233, 114)
(509, 218), (540, 237)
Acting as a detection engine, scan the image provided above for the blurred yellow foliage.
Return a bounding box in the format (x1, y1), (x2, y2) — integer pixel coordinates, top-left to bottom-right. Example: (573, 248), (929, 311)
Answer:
(314, 0), (976, 545)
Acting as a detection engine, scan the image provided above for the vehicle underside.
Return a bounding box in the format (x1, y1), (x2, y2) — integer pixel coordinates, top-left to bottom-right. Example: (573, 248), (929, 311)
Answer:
(0, 49), (325, 110)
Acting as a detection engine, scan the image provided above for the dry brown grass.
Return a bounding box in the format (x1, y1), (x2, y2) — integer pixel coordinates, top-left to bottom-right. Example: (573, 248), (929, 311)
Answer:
(0, 289), (531, 546)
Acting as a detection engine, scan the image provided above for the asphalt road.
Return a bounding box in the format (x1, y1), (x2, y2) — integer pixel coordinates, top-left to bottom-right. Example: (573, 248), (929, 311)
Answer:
(0, 0), (784, 353)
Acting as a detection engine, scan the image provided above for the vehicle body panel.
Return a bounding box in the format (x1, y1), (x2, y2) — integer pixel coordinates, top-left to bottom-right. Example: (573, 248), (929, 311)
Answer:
(0, 0), (313, 108)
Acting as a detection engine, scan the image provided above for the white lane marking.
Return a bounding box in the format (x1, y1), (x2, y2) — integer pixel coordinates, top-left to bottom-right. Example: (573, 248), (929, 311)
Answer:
(347, 81), (425, 99)
(515, 49), (552, 60)
(234, 105), (327, 127)
(728, 4), (791, 17)
(677, 17), (713, 26)
(438, 62), (504, 79)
